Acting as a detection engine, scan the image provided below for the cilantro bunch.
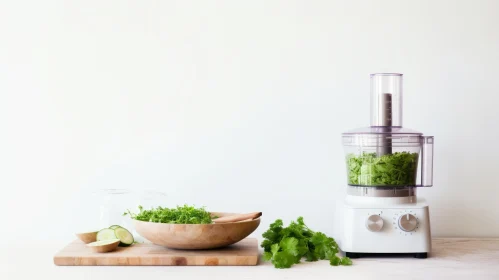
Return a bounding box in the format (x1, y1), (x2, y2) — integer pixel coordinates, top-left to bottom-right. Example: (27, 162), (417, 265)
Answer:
(124, 205), (214, 224)
(347, 152), (419, 186)
(261, 217), (352, 268)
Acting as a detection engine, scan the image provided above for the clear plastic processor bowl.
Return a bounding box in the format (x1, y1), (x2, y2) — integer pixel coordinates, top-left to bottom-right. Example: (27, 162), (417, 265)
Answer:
(342, 127), (433, 187)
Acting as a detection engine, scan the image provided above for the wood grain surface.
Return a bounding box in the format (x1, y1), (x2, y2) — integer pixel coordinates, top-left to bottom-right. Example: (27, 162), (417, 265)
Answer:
(54, 238), (259, 266)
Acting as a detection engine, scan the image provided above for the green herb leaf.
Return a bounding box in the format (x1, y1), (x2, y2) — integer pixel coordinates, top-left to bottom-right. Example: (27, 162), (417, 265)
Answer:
(263, 252), (273, 261)
(280, 237), (299, 256)
(304, 251), (319, 262)
(273, 251), (296, 268)
(271, 243), (280, 255)
(340, 257), (353, 266)
(124, 205), (213, 224)
(330, 256), (341, 266)
(261, 217), (352, 269)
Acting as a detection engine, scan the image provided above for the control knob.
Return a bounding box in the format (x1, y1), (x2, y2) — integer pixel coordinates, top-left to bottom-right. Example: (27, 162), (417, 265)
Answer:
(366, 215), (384, 232)
(398, 213), (418, 232)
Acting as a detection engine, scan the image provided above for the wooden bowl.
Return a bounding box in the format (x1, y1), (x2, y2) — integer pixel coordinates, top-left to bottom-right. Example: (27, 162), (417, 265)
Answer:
(133, 212), (260, 249)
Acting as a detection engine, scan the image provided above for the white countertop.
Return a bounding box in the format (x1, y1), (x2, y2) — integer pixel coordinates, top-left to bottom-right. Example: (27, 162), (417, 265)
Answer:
(2, 238), (498, 280)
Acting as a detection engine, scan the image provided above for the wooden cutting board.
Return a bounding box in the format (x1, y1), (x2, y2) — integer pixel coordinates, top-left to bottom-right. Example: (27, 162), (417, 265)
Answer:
(54, 238), (259, 266)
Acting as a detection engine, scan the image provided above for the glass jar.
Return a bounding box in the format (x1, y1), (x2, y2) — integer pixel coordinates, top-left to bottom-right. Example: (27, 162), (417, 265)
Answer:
(93, 188), (133, 229)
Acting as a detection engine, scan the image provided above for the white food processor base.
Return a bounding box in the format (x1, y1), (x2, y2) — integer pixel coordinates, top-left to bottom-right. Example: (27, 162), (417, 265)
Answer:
(334, 195), (432, 259)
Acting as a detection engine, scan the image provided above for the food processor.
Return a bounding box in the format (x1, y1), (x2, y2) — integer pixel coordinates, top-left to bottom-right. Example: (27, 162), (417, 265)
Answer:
(335, 73), (434, 258)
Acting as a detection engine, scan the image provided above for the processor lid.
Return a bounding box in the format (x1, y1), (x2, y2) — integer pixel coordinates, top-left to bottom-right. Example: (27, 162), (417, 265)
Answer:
(342, 126), (423, 135)
(342, 127), (423, 147)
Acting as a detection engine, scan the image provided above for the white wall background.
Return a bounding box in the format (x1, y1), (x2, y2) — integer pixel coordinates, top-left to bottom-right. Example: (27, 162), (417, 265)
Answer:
(1, 0), (499, 246)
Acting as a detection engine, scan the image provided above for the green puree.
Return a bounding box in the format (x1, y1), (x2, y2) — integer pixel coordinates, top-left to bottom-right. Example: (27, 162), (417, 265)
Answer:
(346, 152), (419, 186)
